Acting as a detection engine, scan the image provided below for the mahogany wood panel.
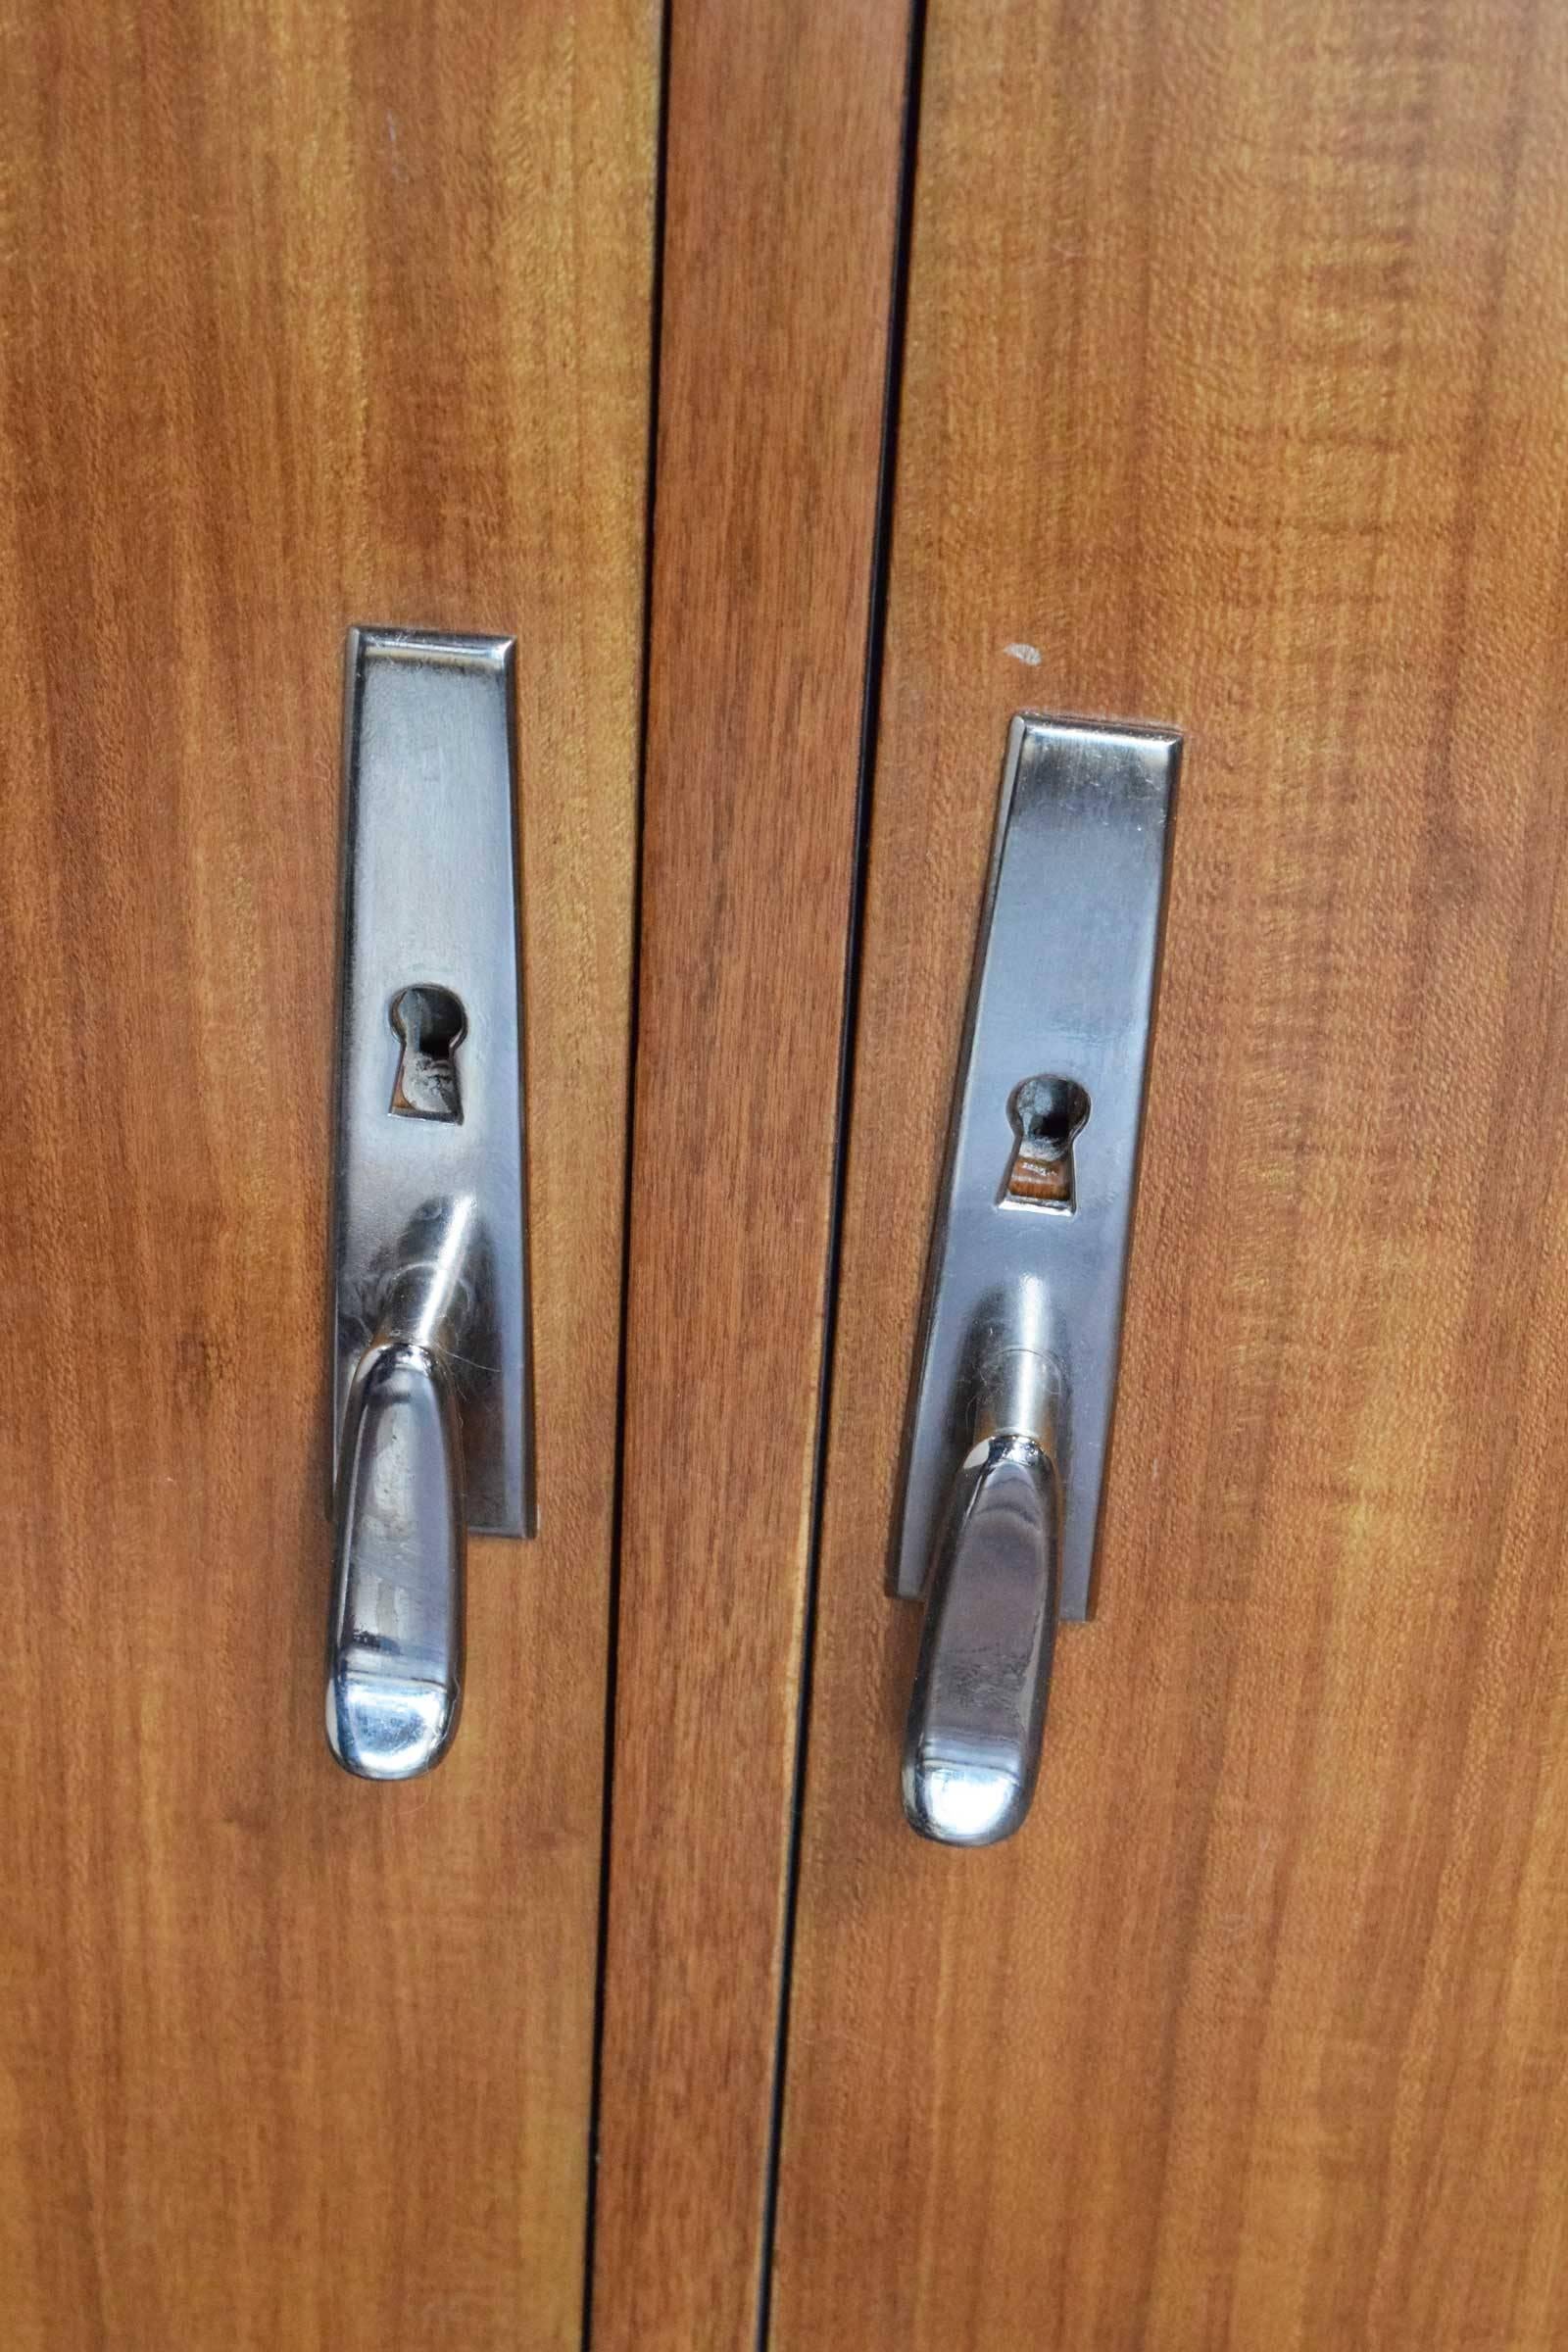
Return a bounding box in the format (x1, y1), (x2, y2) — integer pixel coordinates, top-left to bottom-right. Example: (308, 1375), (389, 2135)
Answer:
(774, 0), (1568, 2345)
(589, 2), (910, 2343)
(0, 4), (655, 2344)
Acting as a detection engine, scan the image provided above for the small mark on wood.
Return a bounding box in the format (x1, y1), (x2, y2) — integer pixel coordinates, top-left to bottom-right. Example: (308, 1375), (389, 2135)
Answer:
(1004, 641), (1042, 665)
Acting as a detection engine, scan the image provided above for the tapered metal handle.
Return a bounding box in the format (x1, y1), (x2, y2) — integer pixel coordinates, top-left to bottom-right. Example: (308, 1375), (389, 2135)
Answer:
(904, 1431), (1059, 1846)
(327, 1338), (466, 1780)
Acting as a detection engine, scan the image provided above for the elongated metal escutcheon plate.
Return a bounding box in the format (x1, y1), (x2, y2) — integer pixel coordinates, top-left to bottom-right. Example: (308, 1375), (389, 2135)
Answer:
(332, 626), (533, 1537)
(893, 714), (1179, 1624)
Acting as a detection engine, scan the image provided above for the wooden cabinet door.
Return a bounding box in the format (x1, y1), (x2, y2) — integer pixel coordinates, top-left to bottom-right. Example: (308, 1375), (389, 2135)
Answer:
(11, 3), (1566, 2343)
(768, 0), (1568, 2346)
(0, 6), (655, 2344)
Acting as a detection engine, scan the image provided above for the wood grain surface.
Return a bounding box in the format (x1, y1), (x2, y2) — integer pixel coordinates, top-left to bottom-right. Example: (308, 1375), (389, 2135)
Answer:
(0, 4), (655, 2344)
(772, 0), (1568, 2345)
(587, 2), (911, 2344)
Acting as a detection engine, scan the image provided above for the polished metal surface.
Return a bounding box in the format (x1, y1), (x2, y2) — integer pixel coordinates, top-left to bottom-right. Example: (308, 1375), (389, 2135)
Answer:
(904, 1353), (1059, 1845)
(897, 715), (1177, 1843)
(894, 714), (1179, 1621)
(327, 626), (532, 1780)
(328, 1334), (466, 1779)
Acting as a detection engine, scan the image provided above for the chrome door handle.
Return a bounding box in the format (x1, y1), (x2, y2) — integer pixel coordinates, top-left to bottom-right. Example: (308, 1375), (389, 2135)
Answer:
(329, 1333), (465, 1779)
(896, 716), (1179, 1844)
(327, 1209), (473, 1778)
(326, 628), (534, 1782)
(904, 1350), (1059, 1844)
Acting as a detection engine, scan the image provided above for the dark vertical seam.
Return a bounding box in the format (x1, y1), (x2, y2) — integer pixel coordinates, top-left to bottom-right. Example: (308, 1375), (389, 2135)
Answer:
(580, 2), (672, 2341)
(753, 2), (930, 2344)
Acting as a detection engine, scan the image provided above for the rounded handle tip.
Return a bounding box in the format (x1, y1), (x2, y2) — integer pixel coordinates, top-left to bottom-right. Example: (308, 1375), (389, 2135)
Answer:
(326, 1666), (461, 1781)
(903, 1751), (1030, 1846)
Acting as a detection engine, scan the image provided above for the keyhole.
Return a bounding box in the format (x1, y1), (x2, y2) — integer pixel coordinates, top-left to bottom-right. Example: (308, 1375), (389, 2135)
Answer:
(389, 985), (467, 1122)
(1003, 1074), (1090, 1211)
